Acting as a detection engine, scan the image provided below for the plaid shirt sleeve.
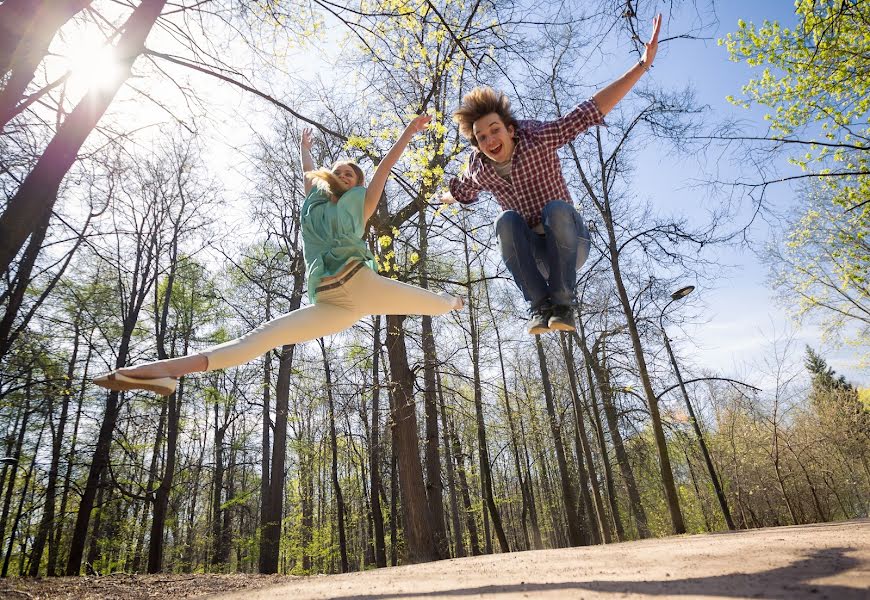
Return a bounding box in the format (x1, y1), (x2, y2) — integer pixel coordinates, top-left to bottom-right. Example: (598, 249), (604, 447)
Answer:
(448, 153), (485, 204)
(530, 98), (605, 149)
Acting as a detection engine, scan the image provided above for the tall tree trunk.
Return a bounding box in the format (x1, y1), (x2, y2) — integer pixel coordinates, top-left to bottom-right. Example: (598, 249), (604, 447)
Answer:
(28, 321), (80, 575)
(321, 340), (349, 573)
(49, 341), (90, 575)
(369, 316), (387, 567)
(560, 333), (608, 544)
(462, 228), (509, 553)
(448, 419), (481, 556)
(662, 331), (735, 530)
(574, 328), (625, 541)
(261, 264), (303, 573)
(147, 385), (181, 572)
(65, 387), (122, 575)
(300, 422), (314, 572)
(517, 418), (543, 549)
(385, 313), (437, 563)
(483, 283), (531, 551)
(534, 337), (586, 546)
(0, 384), (33, 574)
(211, 402), (226, 568)
(600, 198), (684, 533)
(418, 209), (449, 558)
(3, 419), (46, 577)
(592, 346), (650, 538)
(389, 427), (398, 567)
(0, 0), (168, 274)
(84, 469), (108, 573)
(257, 297), (272, 572)
(133, 400), (167, 572)
(436, 372), (465, 558)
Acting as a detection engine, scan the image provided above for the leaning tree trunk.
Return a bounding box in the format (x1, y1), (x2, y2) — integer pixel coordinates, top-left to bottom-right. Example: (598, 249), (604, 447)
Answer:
(0, 0), (167, 275)
(599, 188), (685, 533)
(0, 0), (93, 129)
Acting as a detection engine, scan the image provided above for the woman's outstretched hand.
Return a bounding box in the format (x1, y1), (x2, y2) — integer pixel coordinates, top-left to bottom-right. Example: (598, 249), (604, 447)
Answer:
(406, 114), (432, 136)
(301, 127), (314, 152)
(641, 14), (662, 67)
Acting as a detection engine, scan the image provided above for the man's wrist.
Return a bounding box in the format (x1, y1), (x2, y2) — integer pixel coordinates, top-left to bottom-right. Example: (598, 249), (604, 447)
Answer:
(638, 59), (651, 72)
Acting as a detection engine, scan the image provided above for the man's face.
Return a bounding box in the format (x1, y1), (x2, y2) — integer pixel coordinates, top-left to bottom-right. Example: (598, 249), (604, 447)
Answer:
(472, 113), (516, 163)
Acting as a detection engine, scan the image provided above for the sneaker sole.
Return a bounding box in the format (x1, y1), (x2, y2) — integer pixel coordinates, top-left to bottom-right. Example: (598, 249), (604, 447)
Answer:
(548, 321), (576, 332)
(528, 325), (551, 335)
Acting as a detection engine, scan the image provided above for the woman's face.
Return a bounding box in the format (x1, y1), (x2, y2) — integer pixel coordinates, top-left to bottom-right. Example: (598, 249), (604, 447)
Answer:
(334, 164), (361, 190)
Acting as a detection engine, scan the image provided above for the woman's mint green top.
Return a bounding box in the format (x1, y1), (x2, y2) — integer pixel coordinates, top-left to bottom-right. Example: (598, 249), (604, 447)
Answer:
(301, 185), (376, 303)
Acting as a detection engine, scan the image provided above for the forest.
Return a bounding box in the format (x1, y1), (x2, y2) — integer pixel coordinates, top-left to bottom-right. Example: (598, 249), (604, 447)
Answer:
(0, 0), (867, 580)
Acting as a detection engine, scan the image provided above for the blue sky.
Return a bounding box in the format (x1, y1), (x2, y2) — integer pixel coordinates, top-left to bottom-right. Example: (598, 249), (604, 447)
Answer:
(631, 1), (867, 387)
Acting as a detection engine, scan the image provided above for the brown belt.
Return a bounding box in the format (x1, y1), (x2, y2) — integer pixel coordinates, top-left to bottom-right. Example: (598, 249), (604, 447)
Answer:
(315, 261), (366, 293)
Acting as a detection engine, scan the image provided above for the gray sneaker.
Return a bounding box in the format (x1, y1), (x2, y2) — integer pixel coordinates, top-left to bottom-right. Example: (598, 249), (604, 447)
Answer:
(548, 305), (576, 332)
(527, 306), (552, 335)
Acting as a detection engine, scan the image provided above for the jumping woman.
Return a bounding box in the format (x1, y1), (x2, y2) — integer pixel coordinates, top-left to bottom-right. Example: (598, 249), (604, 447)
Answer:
(94, 115), (463, 395)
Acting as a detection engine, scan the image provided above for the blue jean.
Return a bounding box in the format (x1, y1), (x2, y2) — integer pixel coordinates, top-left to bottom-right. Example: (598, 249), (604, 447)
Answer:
(495, 200), (591, 310)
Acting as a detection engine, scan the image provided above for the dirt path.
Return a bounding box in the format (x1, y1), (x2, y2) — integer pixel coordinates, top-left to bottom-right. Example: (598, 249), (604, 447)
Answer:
(217, 519), (869, 600)
(3, 520), (866, 599)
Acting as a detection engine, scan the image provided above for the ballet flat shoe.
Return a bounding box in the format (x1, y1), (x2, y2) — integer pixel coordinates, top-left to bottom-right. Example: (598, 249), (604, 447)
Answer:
(93, 371), (177, 396)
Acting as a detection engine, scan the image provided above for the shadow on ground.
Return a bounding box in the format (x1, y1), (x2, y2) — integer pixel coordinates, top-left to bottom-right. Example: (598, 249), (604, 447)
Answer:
(325, 547), (864, 600)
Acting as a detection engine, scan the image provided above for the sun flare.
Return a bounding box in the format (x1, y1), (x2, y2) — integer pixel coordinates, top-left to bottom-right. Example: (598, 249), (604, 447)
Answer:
(66, 41), (124, 94)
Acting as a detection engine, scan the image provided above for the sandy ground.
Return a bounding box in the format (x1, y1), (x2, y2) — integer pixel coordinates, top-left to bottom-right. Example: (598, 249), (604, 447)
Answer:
(217, 519), (869, 600)
(3, 520), (867, 599)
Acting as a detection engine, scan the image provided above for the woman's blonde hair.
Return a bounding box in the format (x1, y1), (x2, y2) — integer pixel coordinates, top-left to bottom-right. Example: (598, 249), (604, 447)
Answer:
(306, 160), (365, 198)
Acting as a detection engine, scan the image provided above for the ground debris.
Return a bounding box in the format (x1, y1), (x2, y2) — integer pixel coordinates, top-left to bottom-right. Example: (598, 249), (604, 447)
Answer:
(0, 573), (292, 600)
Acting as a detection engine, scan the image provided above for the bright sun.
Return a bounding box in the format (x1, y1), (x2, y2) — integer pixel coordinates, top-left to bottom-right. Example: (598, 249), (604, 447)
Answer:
(66, 41), (124, 94)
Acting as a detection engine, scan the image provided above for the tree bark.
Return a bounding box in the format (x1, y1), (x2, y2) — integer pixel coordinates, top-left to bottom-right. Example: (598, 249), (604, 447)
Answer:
(385, 313), (437, 563)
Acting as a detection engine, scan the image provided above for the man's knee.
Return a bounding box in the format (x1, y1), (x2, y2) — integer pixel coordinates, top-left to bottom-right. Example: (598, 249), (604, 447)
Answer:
(542, 201), (577, 237)
(495, 210), (525, 242)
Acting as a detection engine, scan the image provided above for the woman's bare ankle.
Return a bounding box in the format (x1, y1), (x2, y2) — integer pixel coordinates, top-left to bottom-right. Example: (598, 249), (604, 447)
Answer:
(117, 354), (206, 379)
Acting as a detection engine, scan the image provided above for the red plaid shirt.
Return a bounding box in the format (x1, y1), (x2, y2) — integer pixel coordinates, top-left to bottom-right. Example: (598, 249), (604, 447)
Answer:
(449, 98), (604, 227)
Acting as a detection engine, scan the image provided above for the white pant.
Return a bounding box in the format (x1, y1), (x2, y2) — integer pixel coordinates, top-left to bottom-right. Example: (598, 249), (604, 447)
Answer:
(204, 264), (455, 371)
